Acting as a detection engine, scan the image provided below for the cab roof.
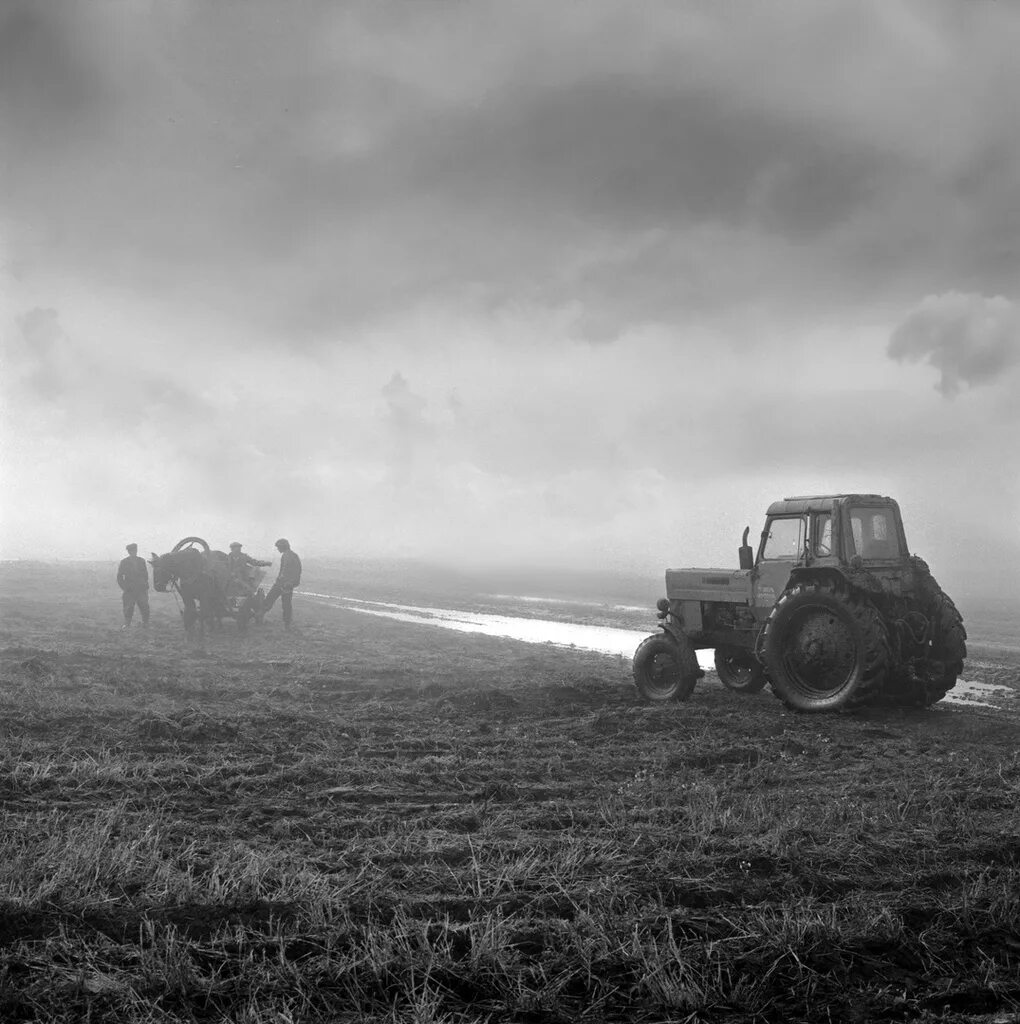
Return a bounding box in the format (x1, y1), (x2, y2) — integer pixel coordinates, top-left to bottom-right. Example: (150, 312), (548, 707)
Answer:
(766, 494), (898, 516)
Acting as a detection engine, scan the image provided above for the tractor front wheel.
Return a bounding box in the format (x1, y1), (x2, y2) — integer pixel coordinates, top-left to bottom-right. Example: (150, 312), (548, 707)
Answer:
(632, 633), (701, 703)
(763, 582), (889, 712)
(714, 647), (767, 694)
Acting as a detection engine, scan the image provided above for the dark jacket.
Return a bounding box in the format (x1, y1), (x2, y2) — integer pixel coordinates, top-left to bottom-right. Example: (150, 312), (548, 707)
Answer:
(117, 555), (149, 591)
(228, 551), (269, 575)
(276, 550), (302, 588)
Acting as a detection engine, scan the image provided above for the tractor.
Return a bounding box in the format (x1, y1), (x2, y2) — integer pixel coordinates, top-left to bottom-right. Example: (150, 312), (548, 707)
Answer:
(633, 494), (967, 712)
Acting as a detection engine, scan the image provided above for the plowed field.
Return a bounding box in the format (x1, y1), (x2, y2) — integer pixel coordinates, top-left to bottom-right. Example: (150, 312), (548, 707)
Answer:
(1, 562), (1018, 1023)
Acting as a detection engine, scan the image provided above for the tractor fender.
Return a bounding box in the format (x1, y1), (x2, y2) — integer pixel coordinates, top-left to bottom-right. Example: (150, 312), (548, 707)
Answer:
(659, 620), (706, 676)
(785, 566), (854, 595)
(660, 617), (688, 647)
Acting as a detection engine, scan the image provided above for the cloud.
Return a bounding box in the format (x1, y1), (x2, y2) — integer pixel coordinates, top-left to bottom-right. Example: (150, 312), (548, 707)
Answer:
(0, 5), (110, 147)
(2, 307), (72, 401)
(380, 370), (437, 489)
(2, 305), (216, 433)
(5, 1), (1020, 344)
(887, 292), (1020, 397)
(382, 371), (428, 434)
(3, 2), (1020, 588)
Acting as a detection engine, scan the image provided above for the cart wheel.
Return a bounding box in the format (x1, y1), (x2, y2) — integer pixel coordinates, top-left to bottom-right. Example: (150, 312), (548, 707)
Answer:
(171, 536), (210, 554)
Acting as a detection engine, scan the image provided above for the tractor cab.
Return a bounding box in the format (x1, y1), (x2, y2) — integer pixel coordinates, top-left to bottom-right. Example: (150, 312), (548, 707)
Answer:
(748, 495), (908, 621)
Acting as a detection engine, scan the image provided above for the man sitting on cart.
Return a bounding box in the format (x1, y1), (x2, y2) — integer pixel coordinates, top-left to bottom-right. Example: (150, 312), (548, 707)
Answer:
(227, 542), (271, 596)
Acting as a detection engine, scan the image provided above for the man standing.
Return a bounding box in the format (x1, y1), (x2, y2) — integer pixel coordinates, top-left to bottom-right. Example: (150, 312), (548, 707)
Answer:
(117, 543), (150, 629)
(262, 538), (301, 631)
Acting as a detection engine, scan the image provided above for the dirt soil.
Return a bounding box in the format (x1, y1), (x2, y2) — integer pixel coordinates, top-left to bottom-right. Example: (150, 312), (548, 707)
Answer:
(0, 562), (1018, 1023)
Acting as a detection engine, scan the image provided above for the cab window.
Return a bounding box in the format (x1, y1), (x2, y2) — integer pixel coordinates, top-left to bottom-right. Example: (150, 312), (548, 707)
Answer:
(762, 516), (806, 560)
(814, 514), (832, 556)
(848, 507), (902, 559)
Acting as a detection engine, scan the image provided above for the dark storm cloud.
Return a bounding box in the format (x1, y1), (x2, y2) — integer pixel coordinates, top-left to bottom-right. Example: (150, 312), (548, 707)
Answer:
(281, 73), (893, 339)
(4, 0), (1020, 578)
(0, 3), (332, 312)
(384, 76), (883, 239)
(0, 5), (108, 144)
(4, 1), (1020, 343)
(888, 293), (1020, 397)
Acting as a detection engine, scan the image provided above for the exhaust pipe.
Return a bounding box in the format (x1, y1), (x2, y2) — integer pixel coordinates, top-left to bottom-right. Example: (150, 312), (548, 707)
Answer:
(738, 526), (754, 570)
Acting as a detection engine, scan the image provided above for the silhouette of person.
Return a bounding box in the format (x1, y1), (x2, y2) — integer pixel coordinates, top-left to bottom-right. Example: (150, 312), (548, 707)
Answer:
(227, 542), (270, 594)
(262, 538), (302, 630)
(117, 543), (150, 628)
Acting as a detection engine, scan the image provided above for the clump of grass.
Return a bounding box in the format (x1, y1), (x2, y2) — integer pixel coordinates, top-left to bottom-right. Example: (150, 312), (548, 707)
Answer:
(1, 601), (1019, 1021)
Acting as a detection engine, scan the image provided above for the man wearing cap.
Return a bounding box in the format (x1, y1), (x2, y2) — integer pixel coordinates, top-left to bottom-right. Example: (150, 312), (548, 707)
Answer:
(262, 538), (302, 630)
(116, 543), (150, 629)
(226, 542), (271, 595)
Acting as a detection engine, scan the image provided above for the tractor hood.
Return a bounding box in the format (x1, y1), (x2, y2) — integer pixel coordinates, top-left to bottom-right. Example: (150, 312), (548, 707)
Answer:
(665, 568), (752, 604)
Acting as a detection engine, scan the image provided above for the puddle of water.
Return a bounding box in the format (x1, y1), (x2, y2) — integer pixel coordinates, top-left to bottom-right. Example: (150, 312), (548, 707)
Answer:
(302, 592), (1014, 708)
(302, 591), (716, 670)
(941, 678), (1014, 708)
(487, 594), (649, 613)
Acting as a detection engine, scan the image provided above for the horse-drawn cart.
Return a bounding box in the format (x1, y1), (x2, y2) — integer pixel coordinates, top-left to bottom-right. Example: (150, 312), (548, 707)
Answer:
(150, 537), (266, 635)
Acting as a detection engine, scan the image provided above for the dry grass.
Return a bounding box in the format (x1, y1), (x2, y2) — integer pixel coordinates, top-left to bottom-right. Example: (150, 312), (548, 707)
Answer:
(0, 562), (1018, 1022)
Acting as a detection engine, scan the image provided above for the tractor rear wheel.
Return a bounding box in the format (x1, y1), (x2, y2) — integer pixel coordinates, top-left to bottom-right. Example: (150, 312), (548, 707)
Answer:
(763, 582), (889, 712)
(714, 647), (767, 694)
(886, 590), (967, 707)
(632, 633), (701, 703)
(925, 590), (967, 703)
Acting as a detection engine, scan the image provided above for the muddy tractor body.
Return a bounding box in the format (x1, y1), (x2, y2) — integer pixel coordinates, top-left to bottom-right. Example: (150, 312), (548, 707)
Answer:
(633, 494), (967, 711)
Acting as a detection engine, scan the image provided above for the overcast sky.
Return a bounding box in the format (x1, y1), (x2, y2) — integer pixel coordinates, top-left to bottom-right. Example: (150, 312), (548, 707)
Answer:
(2, 0), (1018, 597)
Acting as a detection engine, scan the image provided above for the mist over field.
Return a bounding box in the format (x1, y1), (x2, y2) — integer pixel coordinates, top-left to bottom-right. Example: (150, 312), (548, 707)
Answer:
(5, 554), (1018, 656)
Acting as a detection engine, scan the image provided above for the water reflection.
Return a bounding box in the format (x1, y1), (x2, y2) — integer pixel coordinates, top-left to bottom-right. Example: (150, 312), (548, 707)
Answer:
(303, 590), (715, 669)
(302, 592), (1010, 708)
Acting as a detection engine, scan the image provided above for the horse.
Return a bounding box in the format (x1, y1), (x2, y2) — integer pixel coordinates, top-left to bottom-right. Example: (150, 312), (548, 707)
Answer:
(150, 543), (231, 638)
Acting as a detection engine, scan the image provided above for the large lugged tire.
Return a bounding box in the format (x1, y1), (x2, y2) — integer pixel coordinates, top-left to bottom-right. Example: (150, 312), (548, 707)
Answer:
(632, 633), (701, 703)
(927, 590), (967, 703)
(763, 582), (889, 712)
(714, 647), (767, 694)
(891, 589), (967, 707)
